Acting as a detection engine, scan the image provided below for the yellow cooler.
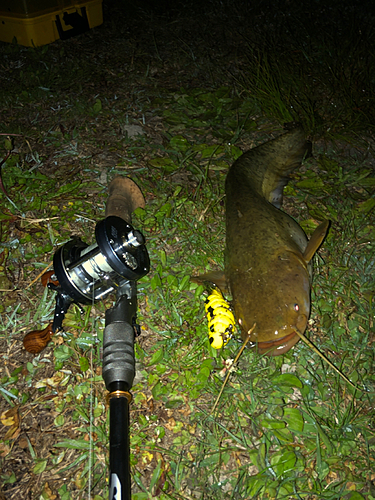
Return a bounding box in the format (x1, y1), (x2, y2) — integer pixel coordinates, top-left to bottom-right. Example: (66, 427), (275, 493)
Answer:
(0, 0), (103, 47)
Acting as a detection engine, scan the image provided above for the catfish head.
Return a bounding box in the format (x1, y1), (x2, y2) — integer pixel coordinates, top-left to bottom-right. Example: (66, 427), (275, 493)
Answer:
(231, 249), (311, 355)
(229, 220), (329, 355)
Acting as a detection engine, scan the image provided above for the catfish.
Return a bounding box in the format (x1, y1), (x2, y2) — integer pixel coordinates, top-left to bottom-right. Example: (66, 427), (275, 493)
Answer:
(195, 127), (329, 356)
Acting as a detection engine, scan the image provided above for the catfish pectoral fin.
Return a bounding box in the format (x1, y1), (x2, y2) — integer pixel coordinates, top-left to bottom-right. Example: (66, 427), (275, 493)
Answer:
(191, 271), (228, 292)
(303, 220), (330, 263)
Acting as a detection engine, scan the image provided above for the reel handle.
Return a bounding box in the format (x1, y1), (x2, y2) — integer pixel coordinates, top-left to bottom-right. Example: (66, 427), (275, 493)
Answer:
(106, 177), (145, 223)
(23, 322), (53, 354)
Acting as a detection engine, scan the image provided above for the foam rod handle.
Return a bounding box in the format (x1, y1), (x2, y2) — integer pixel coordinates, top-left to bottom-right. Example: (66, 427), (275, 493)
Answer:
(105, 177), (145, 223)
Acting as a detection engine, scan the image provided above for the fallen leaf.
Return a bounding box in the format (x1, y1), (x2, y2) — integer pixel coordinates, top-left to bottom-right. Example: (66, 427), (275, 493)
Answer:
(35, 371), (68, 388)
(0, 442), (10, 457)
(42, 483), (57, 500)
(164, 417), (176, 431)
(4, 425), (20, 440)
(0, 407), (19, 427)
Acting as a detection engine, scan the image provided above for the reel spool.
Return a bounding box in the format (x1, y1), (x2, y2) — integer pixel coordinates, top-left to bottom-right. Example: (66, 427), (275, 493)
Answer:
(50, 218), (150, 333)
(51, 216), (149, 329)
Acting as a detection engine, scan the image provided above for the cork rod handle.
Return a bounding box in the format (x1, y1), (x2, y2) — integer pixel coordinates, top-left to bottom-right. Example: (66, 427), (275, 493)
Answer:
(105, 177), (145, 223)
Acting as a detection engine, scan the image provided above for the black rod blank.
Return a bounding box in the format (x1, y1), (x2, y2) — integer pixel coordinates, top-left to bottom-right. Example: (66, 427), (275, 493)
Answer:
(109, 392), (131, 500)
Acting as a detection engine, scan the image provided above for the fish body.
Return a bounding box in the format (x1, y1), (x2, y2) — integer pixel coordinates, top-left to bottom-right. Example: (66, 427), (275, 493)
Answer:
(195, 127), (328, 355)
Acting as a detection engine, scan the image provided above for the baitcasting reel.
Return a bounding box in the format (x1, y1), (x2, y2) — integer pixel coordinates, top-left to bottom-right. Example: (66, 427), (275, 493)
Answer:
(50, 215), (150, 333)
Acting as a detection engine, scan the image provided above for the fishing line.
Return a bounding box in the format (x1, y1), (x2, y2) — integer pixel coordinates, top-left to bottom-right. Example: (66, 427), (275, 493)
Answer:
(88, 345), (94, 496)
(87, 273), (96, 497)
(86, 250), (96, 499)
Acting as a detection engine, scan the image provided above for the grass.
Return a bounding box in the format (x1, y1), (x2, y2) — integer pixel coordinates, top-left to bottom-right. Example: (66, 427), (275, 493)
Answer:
(232, 0), (375, 142)
(0, 0), (374, 499)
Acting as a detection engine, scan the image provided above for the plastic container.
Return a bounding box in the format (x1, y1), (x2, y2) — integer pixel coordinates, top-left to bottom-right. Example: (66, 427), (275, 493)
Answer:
(0, 0), (103, 47)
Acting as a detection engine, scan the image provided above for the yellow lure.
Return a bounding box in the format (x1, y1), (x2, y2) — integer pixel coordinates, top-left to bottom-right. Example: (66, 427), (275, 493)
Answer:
(204, 289), (235, 349)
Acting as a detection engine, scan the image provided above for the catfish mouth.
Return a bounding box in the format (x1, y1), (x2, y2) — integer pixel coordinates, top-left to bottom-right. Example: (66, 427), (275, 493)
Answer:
(248, 313), (308, 356)
(256, 331), (300, 356)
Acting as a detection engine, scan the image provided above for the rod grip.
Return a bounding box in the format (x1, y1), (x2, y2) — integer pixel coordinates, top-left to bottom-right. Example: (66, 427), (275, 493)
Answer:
(102, 321), (135, 391)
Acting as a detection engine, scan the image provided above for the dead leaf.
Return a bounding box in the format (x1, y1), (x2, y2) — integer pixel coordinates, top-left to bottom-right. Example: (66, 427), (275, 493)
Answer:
(0, 442), (10, 457)
(164, 417), (176, 431)
(18, 437), (29, 449)
(4, 425), (20, 441)
(1, 407), (19, 427)
(42, 482), (57, 500)
(35, 371), (68, 388)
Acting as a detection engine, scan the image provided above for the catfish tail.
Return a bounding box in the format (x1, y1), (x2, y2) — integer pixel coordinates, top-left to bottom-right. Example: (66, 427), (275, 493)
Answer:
(226, 127), (311, 208)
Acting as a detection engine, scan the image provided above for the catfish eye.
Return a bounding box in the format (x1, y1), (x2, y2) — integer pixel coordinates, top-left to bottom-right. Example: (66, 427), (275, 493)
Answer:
(294, 304), (299, 312)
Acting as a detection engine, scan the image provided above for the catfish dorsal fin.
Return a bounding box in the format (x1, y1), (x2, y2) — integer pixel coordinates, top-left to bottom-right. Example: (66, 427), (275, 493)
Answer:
(191, 271), (228, 293)
(303, 220), (330, 263)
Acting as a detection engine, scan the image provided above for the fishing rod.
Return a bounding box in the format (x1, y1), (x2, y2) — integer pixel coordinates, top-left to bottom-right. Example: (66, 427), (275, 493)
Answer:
(24, 177), (150, 499)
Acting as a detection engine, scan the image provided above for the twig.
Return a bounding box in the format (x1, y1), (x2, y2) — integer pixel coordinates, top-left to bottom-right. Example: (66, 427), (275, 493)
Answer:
(19, 216), (59, 224)
(1, 134), (23, 202)
(26, 262), (54, 289)
(211, 323), (256, 414)
(0, 150), (11, 198)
